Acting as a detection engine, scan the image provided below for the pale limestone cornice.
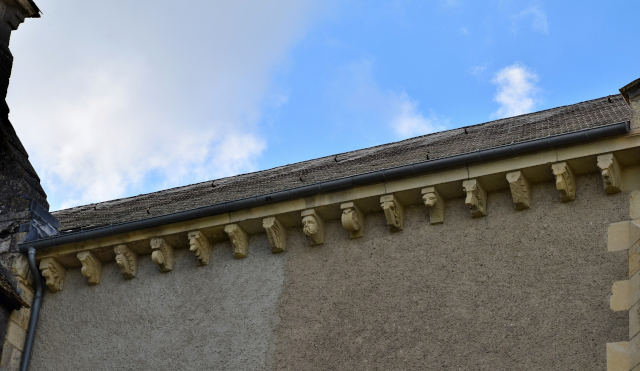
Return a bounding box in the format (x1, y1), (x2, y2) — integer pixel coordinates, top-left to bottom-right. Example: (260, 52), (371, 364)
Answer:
(32, 133), (640, 291)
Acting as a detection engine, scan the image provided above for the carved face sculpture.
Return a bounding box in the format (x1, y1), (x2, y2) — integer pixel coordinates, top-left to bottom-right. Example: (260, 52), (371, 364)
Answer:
(42, 263), (60, 288)
(302, 216), (318, 236)
(422, 193), (437, 207)
(115, 251), (128, 269)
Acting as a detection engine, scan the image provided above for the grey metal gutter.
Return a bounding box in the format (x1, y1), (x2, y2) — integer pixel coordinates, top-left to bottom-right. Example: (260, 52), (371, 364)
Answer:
(19, 121), (630, 254)
(20, 247), (44, 371)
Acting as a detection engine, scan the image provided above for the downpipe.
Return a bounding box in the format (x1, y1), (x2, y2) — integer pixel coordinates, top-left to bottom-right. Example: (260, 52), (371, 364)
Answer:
(20, 247), (44, 371)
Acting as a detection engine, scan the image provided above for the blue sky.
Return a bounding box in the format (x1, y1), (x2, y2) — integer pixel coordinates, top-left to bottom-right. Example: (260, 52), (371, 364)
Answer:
(7, 0), (639, 211)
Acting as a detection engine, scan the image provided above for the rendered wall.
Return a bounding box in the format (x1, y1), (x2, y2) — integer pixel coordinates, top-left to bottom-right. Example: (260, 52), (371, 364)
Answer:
(29, 173), (628, 370)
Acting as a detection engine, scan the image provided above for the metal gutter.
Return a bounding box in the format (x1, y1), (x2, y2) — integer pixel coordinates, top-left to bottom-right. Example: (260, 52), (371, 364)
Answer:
(19, 121), (630, 254)
(20, 247), (44, 371)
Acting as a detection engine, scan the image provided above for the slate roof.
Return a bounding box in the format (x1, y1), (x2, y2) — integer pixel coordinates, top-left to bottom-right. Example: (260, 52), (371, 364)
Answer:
(52, 94), (631, 232)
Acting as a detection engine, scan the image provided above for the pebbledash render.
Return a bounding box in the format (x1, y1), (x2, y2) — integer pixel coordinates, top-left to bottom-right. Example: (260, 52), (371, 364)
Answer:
(0, 6), (640, 371)
(10, 81), (639, 371)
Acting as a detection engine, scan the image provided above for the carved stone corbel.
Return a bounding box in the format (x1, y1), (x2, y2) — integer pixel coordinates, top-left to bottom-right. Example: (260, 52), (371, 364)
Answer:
(224, 223), (249, 259)
(187, 230), (212, 265)
(39, 257), (65, 292)
(150, 237), (175, 272)
(462, 179), (487, 217)
(421, 186), (444, 224)
(77, 251), (102, 286)
(340, 202), (364, 238)
(114, 244), (138, 279)
(597, 153), (622, 194)
(301, 209), (325, 246)
(551, 162), (576, 202)
(380, 194), (404, 231)
(263, 217), (286, 253)
(506, 170), (531, 210)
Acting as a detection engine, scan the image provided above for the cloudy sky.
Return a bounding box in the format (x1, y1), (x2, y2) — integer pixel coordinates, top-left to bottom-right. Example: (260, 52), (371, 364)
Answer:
(7, 0), (639, 211)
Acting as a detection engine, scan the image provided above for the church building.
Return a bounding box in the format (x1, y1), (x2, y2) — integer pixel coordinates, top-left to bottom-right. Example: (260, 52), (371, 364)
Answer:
(1, 1), (640, 370)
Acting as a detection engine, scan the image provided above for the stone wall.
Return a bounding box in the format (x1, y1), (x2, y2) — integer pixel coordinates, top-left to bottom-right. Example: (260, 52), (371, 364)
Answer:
(28, 172), (629, 370)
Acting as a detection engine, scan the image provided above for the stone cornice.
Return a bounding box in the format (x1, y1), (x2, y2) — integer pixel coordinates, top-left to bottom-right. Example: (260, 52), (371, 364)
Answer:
(28, 133), (640, 291)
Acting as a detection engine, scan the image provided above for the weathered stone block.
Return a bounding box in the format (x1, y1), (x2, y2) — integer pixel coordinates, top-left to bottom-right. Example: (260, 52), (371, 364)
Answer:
(5, 320), (25, 351)
(607, 341), (632, 371)
(16, 281), (33, 305)
(611, 272), (640, 312)
(608, 221), (640, 252)
(607, 334), (640, 371)
(0, 340), (20, 370)
(9, 307), (30, 331)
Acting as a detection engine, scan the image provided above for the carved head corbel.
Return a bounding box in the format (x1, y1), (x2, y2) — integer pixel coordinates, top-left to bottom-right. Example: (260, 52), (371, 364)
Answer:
(380, 194), (404, 231)
(302, 215), (318, 236)
(597, 153), (622, 194)
(302, 209), (325, 246)
(263, 216), (286, 253)
(462, 179), (487, 217)
(551, 162), (576, 202)
(39, 257), (65, 292)
(340, 202), (364, 238)
(421, 186), (445, 224)
(114, 244), (138, 279)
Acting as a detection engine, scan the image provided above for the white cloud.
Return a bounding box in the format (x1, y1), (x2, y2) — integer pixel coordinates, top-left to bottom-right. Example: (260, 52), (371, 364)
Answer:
(390, 94), (447, 138)
(513, 6), (549, 34)
(491, 63), (540, 119)
(333, 59), (447, 140)
(8, 0), (321, 210)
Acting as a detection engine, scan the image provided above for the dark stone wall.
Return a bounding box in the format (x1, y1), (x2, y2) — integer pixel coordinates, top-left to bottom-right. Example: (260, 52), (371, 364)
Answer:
(0, 4), (48, 365)
(0, 6), (48, 255)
